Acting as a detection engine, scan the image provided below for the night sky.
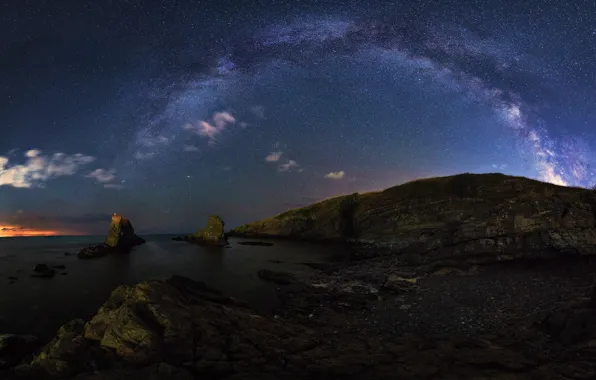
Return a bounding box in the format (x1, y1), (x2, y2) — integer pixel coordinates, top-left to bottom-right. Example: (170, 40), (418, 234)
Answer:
(1, 0), (595, 236)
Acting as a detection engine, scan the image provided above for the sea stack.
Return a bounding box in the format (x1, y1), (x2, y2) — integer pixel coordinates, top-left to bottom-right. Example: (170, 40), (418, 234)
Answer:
(105, 213), (146, 250)
(77, 213), (145, 259)
(173, 215), (228, 246)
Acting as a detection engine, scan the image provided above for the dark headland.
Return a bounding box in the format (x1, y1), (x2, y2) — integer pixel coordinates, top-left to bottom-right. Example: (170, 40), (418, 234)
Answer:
(2, 173), (596, 380)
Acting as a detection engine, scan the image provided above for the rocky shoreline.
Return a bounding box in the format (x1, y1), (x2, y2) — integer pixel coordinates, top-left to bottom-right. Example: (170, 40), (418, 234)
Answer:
(1, 252), (595, 379)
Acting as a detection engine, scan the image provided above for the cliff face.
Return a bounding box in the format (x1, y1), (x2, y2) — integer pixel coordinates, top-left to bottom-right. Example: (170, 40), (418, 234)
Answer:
(231, 173), (596, 263)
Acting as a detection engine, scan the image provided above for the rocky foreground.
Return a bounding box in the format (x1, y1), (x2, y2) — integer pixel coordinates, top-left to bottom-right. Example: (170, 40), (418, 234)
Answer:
(1, 261), (596, 380)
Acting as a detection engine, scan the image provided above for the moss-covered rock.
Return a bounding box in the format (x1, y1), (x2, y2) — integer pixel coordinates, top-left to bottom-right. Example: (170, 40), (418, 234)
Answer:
(230, 173), (596, 265)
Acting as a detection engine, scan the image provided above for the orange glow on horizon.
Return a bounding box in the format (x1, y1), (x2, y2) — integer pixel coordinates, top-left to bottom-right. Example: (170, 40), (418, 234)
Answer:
(0, 225), (84, 238)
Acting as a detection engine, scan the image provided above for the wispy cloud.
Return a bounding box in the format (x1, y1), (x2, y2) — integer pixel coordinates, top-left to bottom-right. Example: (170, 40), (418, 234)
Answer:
(212, 112), (236, 129)
(183, 145), (200, 152)
(279, 160), (299, 172)
(324, 171), (345, 180)
(0, 150), (95, 188)
(85, 168), (117, 183)
(265, 151), (283, 162)
(183, 111), (238, 144)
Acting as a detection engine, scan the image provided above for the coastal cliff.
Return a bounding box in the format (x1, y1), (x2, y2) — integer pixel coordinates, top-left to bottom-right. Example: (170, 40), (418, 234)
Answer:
(230, 173), (596, 264)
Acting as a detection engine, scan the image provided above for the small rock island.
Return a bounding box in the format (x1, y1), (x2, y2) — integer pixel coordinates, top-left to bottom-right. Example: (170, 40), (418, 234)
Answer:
(77, 213), (145, 259)
(172, 215), (228, 246)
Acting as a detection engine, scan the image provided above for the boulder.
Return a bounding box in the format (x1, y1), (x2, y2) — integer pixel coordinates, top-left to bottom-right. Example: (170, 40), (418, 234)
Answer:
(176, 215), (228, 246)
(78, 214), (145, 259)
(231, 173), (596, 266)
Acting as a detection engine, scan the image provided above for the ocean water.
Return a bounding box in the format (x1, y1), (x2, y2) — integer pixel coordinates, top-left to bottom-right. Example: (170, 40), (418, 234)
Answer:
(0, 235), (343, 339)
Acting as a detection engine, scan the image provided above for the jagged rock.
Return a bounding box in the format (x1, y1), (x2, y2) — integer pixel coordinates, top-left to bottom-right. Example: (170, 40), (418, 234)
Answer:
(78, 214), (145, 259)
(257, 269), (296, 285)
(231, 173), (596, 266)
(175, 215), (228, 246)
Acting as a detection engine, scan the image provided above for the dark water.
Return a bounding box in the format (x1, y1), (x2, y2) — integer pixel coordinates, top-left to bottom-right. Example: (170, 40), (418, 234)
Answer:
(0, 235), (342, 339)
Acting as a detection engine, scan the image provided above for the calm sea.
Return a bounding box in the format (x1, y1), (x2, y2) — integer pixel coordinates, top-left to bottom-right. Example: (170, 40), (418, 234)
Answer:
(0, 235), (343, 340)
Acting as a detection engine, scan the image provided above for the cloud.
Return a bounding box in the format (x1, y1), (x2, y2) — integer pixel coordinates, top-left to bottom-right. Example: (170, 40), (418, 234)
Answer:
(85, 168), (117, 183)
(183, 145), (200, 152)
(265, 151), (283, 162)
(279, 160), (299, 172)
(324, 171), (345, 180)
(183, 111), (238, 143)
(212, 112), (236, 129)
(0, 150), (95, 188)
(103, 183), (124, 190)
